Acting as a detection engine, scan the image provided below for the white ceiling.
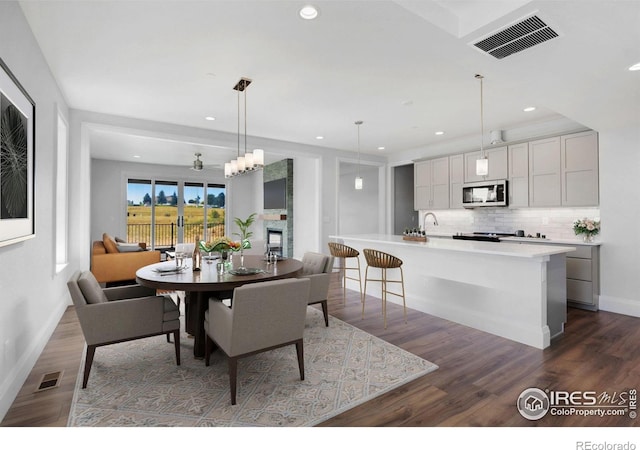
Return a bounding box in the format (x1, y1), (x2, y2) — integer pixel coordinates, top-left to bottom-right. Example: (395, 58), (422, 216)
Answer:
(19, 0), (640, 169)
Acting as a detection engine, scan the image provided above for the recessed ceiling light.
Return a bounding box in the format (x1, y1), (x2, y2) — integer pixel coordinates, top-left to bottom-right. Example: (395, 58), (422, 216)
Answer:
(629, 62), (640, 71)
(435, 131), (445, 135)
(377, 146), (385, 151)
(205, 116), (216, 121)
(523, 106), (536, 112)
(316, 136), (324, 140)
(133, 155), (141, 159)
(299, 5), (319, 20)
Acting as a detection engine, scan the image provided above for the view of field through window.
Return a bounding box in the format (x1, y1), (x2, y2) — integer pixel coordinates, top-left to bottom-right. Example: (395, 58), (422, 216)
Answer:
(127, 179), (226, 249)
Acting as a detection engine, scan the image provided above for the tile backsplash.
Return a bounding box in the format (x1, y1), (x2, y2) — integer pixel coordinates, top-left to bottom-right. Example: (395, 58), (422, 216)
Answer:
(419, 207), (601, 240)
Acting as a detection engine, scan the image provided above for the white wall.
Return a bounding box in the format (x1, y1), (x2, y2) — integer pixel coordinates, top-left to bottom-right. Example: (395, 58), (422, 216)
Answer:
(598, 126), (640, 316)
(0, 3), (73, 420)
(293, 156), (321, 258)
(91, 158), (231, 243)
(338, 162), (380, 235)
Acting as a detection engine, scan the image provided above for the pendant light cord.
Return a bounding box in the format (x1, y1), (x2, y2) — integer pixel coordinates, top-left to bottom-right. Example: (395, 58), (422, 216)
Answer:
(356, 120), (362, 177)
(244, 85), (247, 156)
(476, 74), (485, 158)
(237, 86), (241, 159)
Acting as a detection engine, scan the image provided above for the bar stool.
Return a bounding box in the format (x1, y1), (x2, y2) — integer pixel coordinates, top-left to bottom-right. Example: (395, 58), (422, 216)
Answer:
(362, 248), (407, 329)
(327, 242), (363, 303)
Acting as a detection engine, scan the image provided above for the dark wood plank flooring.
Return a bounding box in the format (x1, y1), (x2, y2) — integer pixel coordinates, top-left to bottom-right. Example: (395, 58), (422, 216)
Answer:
(2, 274), (639, 427)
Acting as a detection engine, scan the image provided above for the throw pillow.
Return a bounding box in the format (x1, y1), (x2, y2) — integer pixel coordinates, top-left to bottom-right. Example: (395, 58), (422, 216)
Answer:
(114, 236), (126, 243)
(117, 243), (144, 253)
(78, 272), (108, 304)
(102, 233), (119, 253)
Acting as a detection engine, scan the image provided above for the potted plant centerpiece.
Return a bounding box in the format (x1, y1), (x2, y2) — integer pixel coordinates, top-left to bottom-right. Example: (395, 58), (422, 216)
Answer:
(573, 217), (600, 243)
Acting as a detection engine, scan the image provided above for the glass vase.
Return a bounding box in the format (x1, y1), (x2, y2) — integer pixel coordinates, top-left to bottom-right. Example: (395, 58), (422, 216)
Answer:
(582, 234), (594, 243)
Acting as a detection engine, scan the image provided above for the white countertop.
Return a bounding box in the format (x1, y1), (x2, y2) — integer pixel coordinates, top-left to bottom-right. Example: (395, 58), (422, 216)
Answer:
(329, 234), (576, 259)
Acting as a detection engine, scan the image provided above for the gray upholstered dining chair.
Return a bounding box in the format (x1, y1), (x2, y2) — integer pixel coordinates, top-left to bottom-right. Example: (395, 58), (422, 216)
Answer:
(67, 270), (181, 388)
(298, 251), (334, 326)
(204, 277), (311, 405)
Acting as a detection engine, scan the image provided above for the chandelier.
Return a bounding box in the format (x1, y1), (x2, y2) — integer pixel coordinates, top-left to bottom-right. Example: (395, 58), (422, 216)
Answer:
(225, 77), (264, 178)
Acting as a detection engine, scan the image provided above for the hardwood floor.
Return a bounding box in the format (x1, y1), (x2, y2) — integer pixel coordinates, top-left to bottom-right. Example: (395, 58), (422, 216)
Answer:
(2, 274), (639, 428)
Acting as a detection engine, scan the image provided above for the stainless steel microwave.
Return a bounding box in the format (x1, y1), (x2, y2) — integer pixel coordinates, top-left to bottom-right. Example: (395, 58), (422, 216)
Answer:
(462, 180), (508, 208)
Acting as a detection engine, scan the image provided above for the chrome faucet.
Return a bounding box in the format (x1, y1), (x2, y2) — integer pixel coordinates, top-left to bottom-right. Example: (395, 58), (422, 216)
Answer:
(423, 212), (439, 231)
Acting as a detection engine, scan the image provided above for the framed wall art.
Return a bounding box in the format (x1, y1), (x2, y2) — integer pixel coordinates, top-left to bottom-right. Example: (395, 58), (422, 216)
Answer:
(0, 57), (35, 248)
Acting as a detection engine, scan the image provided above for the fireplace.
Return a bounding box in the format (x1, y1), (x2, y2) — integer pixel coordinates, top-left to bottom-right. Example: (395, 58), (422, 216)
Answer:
(266, 228), (283, 256)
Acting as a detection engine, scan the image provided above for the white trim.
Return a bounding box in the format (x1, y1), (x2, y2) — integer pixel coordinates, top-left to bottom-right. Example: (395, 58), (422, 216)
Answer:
(599, 295), (640, 318)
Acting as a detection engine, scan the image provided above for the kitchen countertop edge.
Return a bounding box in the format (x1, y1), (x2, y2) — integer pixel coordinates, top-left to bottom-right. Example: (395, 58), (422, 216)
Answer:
(329, 234), (576, 259)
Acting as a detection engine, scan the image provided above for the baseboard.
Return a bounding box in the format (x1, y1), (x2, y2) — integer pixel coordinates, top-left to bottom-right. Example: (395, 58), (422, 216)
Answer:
(599, 295), (640, 318)
(0, 299), (68, 422)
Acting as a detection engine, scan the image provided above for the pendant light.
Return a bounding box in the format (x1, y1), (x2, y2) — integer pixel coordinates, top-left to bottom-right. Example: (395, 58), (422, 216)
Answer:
(354, 120), (363, 190)
(475, 74), (489, 177)
(224, 77), (264, 178)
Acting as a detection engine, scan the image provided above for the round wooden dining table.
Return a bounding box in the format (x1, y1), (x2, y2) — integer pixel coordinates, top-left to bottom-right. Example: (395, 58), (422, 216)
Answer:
(136, 255), (303, 358)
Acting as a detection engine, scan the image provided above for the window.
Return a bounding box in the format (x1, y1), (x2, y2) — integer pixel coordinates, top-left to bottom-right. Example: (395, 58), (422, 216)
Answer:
(55, 111), (68, 270)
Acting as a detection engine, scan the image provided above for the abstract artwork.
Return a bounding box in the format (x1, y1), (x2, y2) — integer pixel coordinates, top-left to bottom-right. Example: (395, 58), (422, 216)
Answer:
(0, 57), (35, 247)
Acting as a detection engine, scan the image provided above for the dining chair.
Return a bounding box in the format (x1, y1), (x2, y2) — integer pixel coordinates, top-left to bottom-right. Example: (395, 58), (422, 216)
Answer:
(362, 248), (407, 329)
(67, 270), (181, 388)
(299, 251), (334, 326)
(204, 278), (310, 405)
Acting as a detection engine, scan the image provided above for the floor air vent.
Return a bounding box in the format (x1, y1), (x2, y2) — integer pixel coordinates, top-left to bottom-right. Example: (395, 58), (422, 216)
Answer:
(472, 15), (559, 59)
(35, 370), (63, 392)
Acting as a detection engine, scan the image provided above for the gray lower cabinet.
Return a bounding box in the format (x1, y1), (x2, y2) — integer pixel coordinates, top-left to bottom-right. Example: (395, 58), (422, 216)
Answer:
(565, 244), (600, 311)
(512, 240), (600, 310)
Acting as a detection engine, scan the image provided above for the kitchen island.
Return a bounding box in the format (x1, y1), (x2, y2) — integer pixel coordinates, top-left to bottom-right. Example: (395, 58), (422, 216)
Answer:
(329, 234), (576, 349)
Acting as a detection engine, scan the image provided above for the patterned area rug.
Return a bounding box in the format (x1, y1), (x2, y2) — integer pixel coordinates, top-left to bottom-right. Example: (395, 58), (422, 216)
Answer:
(68, 307), (438, 426)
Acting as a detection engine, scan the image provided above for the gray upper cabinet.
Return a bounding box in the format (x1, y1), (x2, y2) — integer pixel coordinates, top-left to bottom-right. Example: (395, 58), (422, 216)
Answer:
(561, 130), (599, 206)
(464, 147), (508, 183)
(508, 142), (529, 208)
(449, 154), (464, 209)
(414, 157), (449, 210)
(528, 136), (562, 207)
(411, 130), (598, 212)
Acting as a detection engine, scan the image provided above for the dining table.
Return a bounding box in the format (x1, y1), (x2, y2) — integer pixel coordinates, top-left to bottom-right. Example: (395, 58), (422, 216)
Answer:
(136, 254), (303, 358)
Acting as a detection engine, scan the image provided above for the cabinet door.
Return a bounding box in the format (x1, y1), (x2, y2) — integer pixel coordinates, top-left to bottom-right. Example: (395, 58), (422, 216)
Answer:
(464, 147), (508, 182)
(431, 157), (450, 209)
(414, 157), (449, 210)
(449, 154), (464, 209)
(414, 161), (432, 210)
(529, 136), (561, 207)
(508, 142), (529, 208)
(486, 147), (508, 180)
(561, 131), (599, 206)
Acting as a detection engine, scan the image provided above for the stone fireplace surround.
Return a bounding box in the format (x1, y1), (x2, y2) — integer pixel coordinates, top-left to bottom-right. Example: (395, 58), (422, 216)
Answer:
(263, 158), (293, 257)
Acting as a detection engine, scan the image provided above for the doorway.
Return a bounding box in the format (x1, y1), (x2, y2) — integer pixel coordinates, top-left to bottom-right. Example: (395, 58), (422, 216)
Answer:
(393, 164), (417, 235)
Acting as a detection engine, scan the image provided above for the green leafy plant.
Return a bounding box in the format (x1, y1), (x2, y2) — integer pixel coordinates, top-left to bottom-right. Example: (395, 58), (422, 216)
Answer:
(233, 213), (257, 247)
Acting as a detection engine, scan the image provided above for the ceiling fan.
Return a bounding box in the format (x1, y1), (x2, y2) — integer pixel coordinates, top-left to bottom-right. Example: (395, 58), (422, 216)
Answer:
(191, 152), (203, 171)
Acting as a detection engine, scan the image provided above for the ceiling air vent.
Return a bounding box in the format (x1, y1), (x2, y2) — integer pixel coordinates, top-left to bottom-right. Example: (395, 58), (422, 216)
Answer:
(472, 15), (559, 59)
